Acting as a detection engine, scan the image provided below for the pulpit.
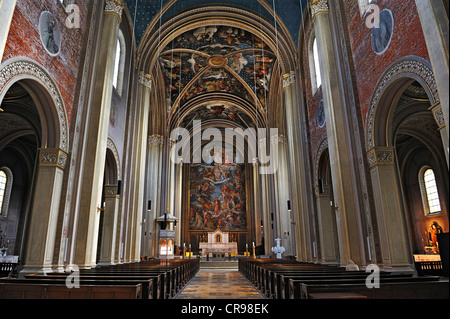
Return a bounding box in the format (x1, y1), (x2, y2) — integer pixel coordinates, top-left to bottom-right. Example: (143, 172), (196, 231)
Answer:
(157, 213), (178, 259)
(199, 229), (238, 258)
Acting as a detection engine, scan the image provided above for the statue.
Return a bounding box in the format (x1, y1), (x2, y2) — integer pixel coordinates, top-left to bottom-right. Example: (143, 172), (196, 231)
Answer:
(271, 238), (286, 259)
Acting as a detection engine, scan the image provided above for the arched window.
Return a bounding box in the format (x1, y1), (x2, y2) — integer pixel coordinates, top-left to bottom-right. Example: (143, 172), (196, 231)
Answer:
(0, 168), (13, 217)
(113, 30), (126, 95)
(419, 167), (442, 215)
(309, 34), (322, 94)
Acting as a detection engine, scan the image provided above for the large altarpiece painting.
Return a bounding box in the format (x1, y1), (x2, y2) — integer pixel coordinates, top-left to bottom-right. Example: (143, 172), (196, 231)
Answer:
(189, 163), (247, 232)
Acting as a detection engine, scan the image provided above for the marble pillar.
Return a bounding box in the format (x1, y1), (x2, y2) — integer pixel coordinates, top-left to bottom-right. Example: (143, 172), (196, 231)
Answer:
(252, 159), (262, 247)
(311, 0), (366, 267)
(98, 185), (120, 266)
(429, 102), (449, 166)
(72, 0), (124, 269)
(415, 0), (449, 136)
(283, 72), (312, 262)
(315, 185), (339, 265)
(367, 147), (413, 271)
(272, 135), (293, 256)
(129, 72), (152, 262)
(21, 148), (68, 275)
(143, 134), (164, 257)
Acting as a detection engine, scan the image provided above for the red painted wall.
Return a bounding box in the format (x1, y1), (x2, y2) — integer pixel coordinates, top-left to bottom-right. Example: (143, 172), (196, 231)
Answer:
(2, 0), (91, 125)
(343, 0), (430, 129)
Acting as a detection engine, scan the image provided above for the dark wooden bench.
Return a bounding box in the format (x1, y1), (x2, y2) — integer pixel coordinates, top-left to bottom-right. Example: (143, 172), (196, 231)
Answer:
(286, 273), (422, 299)
(274, 271), (372, 299)
(254, 264), (344, 296)
(80, 269), (171, 299)
(83, 259), (199, 298)
(300, 279), (449, 299)
(298, 276), (449, 299)
(0, 279), (142, 299)
(25, 274), (157, 300)
(265, 268), (347, 298)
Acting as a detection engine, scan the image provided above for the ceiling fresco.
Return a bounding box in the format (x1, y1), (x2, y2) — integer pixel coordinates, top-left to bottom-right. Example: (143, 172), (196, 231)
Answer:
(159, 25), (276, 122)
(125, 0), (309, 47)
(180, 103), (255, 129)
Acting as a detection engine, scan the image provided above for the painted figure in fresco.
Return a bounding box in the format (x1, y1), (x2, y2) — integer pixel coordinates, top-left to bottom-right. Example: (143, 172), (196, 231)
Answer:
(189, 164), (246, 232)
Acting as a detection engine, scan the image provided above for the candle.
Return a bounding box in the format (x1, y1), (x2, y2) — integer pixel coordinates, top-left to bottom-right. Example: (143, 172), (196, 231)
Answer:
(252, 242), (255, 247)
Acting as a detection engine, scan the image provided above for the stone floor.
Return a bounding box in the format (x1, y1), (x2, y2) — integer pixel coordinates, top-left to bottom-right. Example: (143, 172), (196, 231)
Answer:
(174, 267), (266, 299)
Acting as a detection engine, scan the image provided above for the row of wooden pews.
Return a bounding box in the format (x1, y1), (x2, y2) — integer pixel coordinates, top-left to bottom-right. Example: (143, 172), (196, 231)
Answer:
(239, 259), (449, 299)
(0, 259), (199, 299)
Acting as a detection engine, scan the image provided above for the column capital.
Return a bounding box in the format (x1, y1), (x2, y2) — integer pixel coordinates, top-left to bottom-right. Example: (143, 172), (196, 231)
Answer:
(314, 184), (331, 197)
(428, 102), (446, 130)
(149, 134), (164, 145)
(105, 0), (125, 21)
(282, 71), (296, 89)
(310, 0), (329, 20)
(139, 72), (152, 90)
(366, 146), (395, 169)
(38, 148), (68, 170)
(105, 185), (120, 199)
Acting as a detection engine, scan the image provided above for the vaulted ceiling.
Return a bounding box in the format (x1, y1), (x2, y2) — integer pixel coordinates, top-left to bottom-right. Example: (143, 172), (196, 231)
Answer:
(124, 0), (309, 48)
(159, 25), (276, 128)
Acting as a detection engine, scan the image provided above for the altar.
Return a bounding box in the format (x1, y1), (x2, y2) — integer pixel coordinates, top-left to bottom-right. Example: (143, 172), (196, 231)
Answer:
(199, 229), (238, 258)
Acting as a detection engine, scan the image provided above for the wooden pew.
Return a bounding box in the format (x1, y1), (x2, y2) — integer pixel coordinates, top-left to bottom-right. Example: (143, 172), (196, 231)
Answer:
(25, 274), (157, 300)
(286, 273), (421, 299)
(83, 259), (199, 298)
(0, 278), (142, 299)
(80, 269), (171, 299)
(252, 263), (343, 296)
(263, 266), (345, 297)
(273, 271), (368, 299)
(299, 278), (449, 299)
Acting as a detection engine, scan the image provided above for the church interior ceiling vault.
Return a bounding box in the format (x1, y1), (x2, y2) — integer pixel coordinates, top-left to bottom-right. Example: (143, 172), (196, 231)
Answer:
(125, 0), (308, 133)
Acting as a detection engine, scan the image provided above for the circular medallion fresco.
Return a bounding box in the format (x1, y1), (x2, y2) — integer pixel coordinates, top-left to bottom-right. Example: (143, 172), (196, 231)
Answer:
(317, 99), (325, 128)
(208, 55), (228, 68)
(371, 9), (394, 55)
(39, 12), (61, 56)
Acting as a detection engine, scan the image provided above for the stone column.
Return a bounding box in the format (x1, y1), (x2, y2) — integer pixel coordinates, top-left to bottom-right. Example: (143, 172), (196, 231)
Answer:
(272, 135), (293, 255)
(98, 185), (120, 266)
(415, 0), (449, 132)
(72, 0), (124, 269)
(310, 0), (366, 267)
(0, 0), (16, 61)
(21, 148), (68, 275)
(429, 102), (449, 166)
(315, 185), (339, 265)
(367, 147), (413, 271)
(283, 72), (312, 262)
(252, 158), (262, 247)
(129, 72), (152, 262)
(143, 134), (164, 257)
(174, 162), (183, 246)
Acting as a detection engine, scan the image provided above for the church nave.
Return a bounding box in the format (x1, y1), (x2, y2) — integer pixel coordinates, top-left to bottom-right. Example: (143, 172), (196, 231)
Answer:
(175, 266), (266, 300)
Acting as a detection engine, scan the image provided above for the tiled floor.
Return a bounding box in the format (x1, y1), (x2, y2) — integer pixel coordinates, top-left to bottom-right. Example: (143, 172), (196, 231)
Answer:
(175, 268), (266, 299)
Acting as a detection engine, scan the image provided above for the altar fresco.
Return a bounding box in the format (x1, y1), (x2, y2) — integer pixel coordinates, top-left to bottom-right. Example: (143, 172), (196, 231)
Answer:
(189, 163), (247, 232)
